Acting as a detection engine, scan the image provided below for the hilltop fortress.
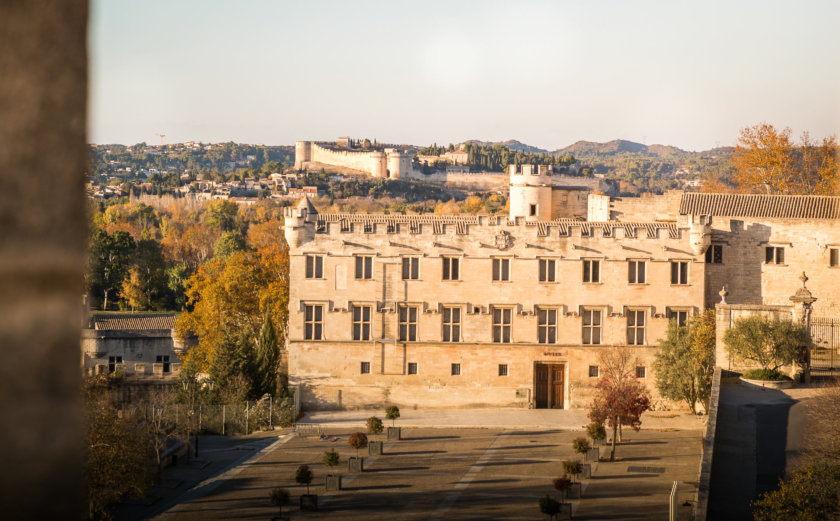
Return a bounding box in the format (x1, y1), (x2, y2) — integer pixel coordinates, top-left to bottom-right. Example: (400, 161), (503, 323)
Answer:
(295, 140), (413, 179)
(283, 163), (840, 411)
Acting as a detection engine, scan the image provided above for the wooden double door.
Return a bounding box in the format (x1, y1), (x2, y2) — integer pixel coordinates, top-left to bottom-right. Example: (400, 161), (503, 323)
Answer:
(535, 363), (565, 409)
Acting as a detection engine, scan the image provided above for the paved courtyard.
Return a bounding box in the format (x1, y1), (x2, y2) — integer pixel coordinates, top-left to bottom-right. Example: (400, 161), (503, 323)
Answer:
(152, 422), (702, 520)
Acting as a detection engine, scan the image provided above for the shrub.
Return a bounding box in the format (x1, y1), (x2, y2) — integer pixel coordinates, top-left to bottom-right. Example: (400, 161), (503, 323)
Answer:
(269, 488), (290, 511)
(587, 421), (606, 441)
(724, 316), (808, 371)
(322, 449), (339, 467)
(572, 437), (591, 455)
(539, 495), (562, 519)
(385, 405), (400, 426)
(553, 475), (572, 497)
(563, 460), (583, 481)
(367, 416), (384, 435)
(348, 432), (368, 457)
(752, 463), (840, 521)
(742, 368), (793, 381)
(295, 464), (313, 494)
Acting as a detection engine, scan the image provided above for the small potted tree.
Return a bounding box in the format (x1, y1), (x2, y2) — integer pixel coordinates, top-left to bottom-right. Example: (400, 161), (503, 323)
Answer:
(323, 449), (341, 491)
(552, 476), (574, 520)
(296, 464), (317, 511)
(587, 421), (606, 448)
(562, 460), (583, 499)
(724, 315), (808, 388)
(269, 488), (290, 521)
(539, 494), (561, 520)
(367, 416), (384, 455)
(573, 437), (595, 475)
(385, 405), (401, 440)
(348, 432), (368, 472)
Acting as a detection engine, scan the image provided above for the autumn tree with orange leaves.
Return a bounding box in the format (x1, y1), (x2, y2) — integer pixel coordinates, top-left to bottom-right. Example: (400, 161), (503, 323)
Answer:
(732, 123), (839, 195)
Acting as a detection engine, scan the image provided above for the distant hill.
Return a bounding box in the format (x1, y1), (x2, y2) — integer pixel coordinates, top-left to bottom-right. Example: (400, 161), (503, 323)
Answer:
(557, 139), (649, 156)
(461, 139), (549, 154)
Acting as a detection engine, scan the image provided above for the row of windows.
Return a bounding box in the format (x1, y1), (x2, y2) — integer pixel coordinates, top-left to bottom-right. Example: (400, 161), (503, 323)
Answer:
(107, 355), (171, 373)
(306, 255), (694, 285)
(303, 304), (689, 343)
(357, 362), (647, 378)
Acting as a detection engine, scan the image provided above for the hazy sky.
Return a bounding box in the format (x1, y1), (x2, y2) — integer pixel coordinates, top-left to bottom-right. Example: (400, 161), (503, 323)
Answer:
(90, 0), (840, 151)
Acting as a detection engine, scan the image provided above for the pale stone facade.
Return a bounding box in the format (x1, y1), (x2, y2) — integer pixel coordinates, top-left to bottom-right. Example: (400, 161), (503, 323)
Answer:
(295, 140), (412, 179)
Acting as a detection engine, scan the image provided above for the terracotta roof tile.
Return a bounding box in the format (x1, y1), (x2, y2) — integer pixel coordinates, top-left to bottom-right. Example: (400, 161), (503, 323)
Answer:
(92, 314), (176, 330)
(679, 193), (840, 219)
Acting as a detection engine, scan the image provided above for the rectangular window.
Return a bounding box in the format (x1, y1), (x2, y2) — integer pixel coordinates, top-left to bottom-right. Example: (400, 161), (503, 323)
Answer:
(407, 362), (417, 375)
(442, 306), (461, 342)
(589, 365), (599, 378)
(537, 308), (557, 344)
(626, 309), (646, 345)
(360, 361), (371, 374)
(398, 305), (418, 342)
(352, 305), (371, 341)
(583, 259), (600, 283)
(354, 255), (373, 279)
(628, 260), (646, 284)
(582, 309), (602, 345)
(668, 309), (689, 327)
(492, 258), (510, 281)
(451, 363), (461, 376)
(442, 256), (460, 281)
(498, 364), (509, 376)
(155, 355), (171, 373)
(831, 248), (840, 268)
(305, 254), (323, 279)
(492, 307), (513, 343)
(402, 257), (419, 280)
(108, 355), (123, 374)
(705, 245), (723, 264)
(765, 246), (785, 264)
(304, 304), (323, 340)
(636, 366), (646, 378)
(539, 259), (556, 282)
(670, 261), (689, 285)
(363, 223), (374, 233)
(529, 204), (537, 216)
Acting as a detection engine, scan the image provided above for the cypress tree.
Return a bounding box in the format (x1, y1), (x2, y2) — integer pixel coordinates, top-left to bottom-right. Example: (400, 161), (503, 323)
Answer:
(254, 312), (279, 397)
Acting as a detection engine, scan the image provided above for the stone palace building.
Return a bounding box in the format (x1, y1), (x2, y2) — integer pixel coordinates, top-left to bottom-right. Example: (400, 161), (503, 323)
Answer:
(284, 165), (840, 410)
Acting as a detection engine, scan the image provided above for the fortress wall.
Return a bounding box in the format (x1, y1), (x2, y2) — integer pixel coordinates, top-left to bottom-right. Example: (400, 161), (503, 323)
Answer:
(609, 191), (683, 222)
(309, 143), (373, 174)
(415, 171), (509, 190)
(550, 188), (588, 219)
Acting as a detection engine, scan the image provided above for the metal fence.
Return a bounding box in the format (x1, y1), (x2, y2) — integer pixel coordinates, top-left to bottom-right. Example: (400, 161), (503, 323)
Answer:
(810, 316), (840, 374)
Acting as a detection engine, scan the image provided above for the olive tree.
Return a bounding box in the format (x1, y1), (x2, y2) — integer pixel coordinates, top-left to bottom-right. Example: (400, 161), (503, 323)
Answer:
(653, 309), (715, 413)
(724, 316), (808, 371)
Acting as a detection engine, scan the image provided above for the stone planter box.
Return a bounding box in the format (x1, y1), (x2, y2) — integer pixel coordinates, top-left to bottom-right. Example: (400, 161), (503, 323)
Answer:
(348, 457), (364, 473)
(585, 447), (599, 464)
(740, 377), (794, 390)
(566, 482), (581, 499)
(369, 440), (383, 455)
(299, 494), (318, 511)
(558, 503), (572, 520)
(325, 474), (341, 491)
(580, 463), (591, 479)
(592, 437), (605, 447)
(387, 427), (401, 441)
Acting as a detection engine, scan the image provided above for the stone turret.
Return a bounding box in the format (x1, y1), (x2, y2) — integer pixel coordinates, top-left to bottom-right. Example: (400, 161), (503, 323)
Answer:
(509, 164), (553, 221)
(386, 149), (411, 179)
(284, 197), (317, 248)
(369, 151), (386, 178)
(687, 214), (712, 256)
(294, 140), (312, 170)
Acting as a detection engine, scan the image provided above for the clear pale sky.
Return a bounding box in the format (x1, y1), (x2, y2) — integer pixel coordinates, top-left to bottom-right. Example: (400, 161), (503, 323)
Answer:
(90, 0), (840, 151)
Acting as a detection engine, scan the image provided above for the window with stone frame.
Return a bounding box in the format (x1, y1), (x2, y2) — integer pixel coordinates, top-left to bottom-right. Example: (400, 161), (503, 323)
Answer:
(398, 304), (418, 342)
(304, 304), (323, 340)
(407, 362), (418, 375)
(539, 258), (556, 282)
(636, 366), (647, 378)
(583, 259), (600, 283)
(492, 257), (511, 281)
(352, 305), (371, 341)
(589, 365), (599, 377)
(498, 364), (509, 376)
(442, 306), (461, 342)
(582, 308), (602, 345)
(628, 260), (646, 284)
(360, 361), (371, 374)
(354, 255), (373, 280)
(492, 306), (513, 343)
(831, 248), (840, 268)
(451, 363), (461, 376)
(108, 355), (122, 374)
(442, 256), (460, 281)
(305, 254), (323, 279)
(155, 355), (170, 373)
(670, 261), (689, 285)
(765, 246), (785, 264)
(537, 307), (557, 343)
(667, 308), (689, 327)
(626, 309), (646, 345)
(402, 256), (419, 280)
(705, 244), (723, 264)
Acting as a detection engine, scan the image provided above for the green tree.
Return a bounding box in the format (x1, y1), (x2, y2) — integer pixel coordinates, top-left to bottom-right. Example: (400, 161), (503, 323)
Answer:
(120, 266), (148, 311)
(724, 316), (809, 371)
(653, 309), (716, 413)
(87, 229), (136, 310)
(206, 199), (239, 231)
(209, 328), (256, 398)
(213, 230), (247, 259)
(253, 312), (279, 397)
(752, 463), (840, 521)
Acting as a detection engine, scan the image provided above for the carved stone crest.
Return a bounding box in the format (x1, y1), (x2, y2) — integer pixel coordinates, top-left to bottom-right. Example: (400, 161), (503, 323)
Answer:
(494, 230), (512, 250)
